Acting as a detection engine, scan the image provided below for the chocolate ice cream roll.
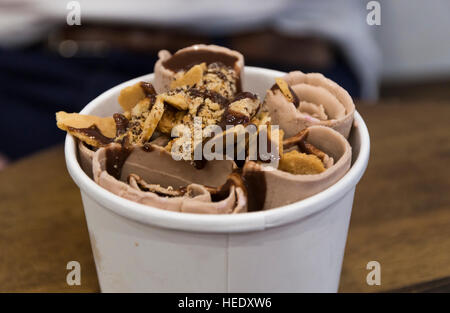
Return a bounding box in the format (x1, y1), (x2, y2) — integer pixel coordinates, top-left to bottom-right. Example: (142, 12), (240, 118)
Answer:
(154, 44), (244, 98)
(76, 134), (170, 180)
(265, 71), (355, 138)
(243, 125), (352, 210)
(78, 141), (95, 178)
(92, 143), (247, 214)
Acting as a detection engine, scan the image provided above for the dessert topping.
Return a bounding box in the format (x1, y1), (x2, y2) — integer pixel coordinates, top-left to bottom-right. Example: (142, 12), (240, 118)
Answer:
(272, 77), (300, 107)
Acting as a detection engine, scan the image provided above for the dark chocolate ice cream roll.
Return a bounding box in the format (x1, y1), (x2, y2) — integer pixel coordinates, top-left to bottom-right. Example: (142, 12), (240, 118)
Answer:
(264, 71), (355, 138)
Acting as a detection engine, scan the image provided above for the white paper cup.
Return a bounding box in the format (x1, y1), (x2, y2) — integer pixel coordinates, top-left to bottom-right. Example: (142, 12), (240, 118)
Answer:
(65, 67), (370, 292)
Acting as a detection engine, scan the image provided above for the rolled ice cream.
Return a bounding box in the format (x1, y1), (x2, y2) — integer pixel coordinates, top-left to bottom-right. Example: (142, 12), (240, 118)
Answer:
(56, 44), (356, 214)
(92, 143), (247, 214)
(264, 71), (355, 138)
(243, 126), (352, 210)
(154, 44), (244, 95)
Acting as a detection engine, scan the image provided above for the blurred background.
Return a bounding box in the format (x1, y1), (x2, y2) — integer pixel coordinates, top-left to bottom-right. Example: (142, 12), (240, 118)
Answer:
(0, 0), (449, 166)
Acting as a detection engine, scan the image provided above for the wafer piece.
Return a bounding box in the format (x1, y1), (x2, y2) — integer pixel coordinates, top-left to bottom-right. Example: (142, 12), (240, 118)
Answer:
(278, 150), (325, 175)
(118, 82), (146, 112)
(170, 63), (206, 89)
(56, 111), (116, 147)
(274, 77), (296, 104)
(56, 112), (116, 137)
(161, 93), (188, 111)
(138, 95), (165, 143)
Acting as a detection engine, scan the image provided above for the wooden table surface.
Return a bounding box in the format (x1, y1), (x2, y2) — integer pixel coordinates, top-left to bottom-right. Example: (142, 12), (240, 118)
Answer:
(1, 101), (449, 293)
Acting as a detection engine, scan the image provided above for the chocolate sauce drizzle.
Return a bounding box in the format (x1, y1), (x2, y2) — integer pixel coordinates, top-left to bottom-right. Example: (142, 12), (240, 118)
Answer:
(218, 91), (258, 128)
(105, 145), (134, 180)
(232, 91), (257, 102)
(242, 170), (267, 212)
(271, 83), (300, 108)
(220, 111), (250, 128)
(163, 50), (238, 72)
(193, 159), (207, 170)
(282, 129), (309, 149)
(140, 81), (157, 103)
(113, 113), (129, 137)
(163, 49), (242, 93)
(68, 125), (114, 146)
(208, 170), (246, 202)
(188, 88), (229, 107)
(209, 66), (228, 81)
(141, 143), (154, 152)
(205, 168), (265, 212)
(207, 168), (267, 212)
(206, 168), (267, 212)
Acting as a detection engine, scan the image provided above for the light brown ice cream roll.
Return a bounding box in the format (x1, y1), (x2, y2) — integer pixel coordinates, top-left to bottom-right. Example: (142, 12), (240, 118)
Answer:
(265, 71), (355, 138)
(243, 125), (352, 210)
(92, 143), (247, 214)
(154, 44), (244, 94)
(76, 135), (169, 180)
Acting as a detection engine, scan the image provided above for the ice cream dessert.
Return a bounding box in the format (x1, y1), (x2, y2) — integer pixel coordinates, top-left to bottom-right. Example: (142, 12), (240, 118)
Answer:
(92, 143), (247, 214)
(264, 71), (355, 138)
(153, 44), (244, 94)
(56, 44), (354, 214)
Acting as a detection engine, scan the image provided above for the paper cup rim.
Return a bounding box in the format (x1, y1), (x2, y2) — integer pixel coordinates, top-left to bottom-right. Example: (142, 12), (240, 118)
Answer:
(65, 66), (370, 233)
